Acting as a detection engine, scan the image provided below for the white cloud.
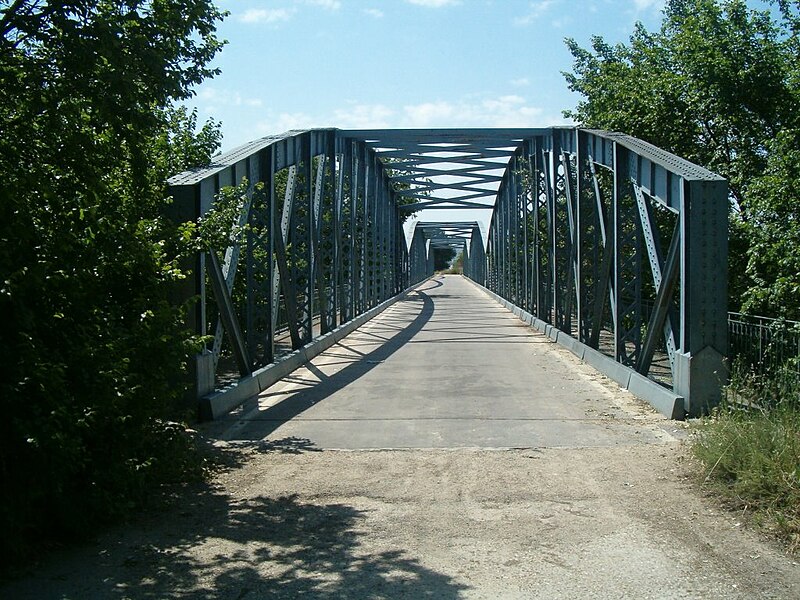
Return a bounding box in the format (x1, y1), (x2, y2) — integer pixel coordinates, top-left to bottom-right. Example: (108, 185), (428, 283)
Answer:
(239, 8), (295, 24)
(398, 95), (563, 128)
(405, 0), (460, 7)
(633, 0), (664, 10)
(237, 2), (342, 26)
(234, 94), (569, 139)
(514, 0), (556, 25)
(198, 87), (264, 112)
(364, 8), (385, 18)
(255, 112), (319, 136)
(307, 0), (342, 10)
(402, 101), (455, 126)
(510, 77), (530, 87)
(333, 104), (395, 129)
(324, 95), (568, 130)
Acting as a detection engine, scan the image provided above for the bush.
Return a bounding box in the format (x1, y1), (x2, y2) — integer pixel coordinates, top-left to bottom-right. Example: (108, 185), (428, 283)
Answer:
(0, 1), (224, 564)
(692, 366), (800, 553)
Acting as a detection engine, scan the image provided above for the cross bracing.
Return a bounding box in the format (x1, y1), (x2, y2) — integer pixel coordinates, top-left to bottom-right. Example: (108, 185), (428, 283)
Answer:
(169, 127), (728, 419)
(416, 221), (477, 249)
(345, 128), (550, 212)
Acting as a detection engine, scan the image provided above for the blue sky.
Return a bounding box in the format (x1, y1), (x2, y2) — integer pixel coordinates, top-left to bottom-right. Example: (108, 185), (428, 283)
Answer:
(190, 0), (668, 153)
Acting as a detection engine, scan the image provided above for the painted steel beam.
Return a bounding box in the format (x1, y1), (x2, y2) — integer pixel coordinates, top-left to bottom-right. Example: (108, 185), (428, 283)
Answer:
(207, 250), (252, 377)
(168, 126), (728, 420)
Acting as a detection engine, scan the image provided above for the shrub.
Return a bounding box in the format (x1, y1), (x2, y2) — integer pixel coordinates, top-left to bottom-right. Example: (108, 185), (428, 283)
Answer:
(0, 1), (224, 564)
(692, 366), (800, 552)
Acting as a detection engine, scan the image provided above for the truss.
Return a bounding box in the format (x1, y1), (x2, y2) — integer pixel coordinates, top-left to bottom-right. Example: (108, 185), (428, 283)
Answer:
(169, 127), (728, 418)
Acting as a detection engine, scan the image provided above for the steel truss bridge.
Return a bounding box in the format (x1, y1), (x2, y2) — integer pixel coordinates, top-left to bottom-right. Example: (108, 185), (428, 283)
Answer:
(169, 127), (728, 419)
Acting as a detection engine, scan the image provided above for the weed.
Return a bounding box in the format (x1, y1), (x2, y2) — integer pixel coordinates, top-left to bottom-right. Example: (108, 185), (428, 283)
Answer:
(692, 362), (800, 553)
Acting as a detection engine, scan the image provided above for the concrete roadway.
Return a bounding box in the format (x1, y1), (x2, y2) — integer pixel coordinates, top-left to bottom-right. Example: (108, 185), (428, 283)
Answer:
(207, 274), (673, 449)
(5, 276), (799, 599)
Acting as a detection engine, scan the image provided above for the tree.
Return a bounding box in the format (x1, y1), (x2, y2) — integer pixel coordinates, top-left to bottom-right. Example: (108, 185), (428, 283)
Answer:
(742, 128), (800, 318)
(0, 0), (224, 561)
(451, 251), (464, 274)
(563, 0), (800, 317)
(433, 247), (457, 271)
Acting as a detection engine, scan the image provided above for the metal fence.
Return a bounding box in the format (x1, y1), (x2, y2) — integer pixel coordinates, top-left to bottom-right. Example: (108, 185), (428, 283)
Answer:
(728, 312), (800, 385)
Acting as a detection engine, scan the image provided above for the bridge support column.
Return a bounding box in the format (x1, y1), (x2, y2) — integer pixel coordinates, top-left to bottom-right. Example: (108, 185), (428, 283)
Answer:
(674, 348), (726, 417)
(675, 179), (728, 416)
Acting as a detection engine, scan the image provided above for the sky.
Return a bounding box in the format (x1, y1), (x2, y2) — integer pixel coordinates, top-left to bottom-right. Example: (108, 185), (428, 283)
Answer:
(190, 0), (668, 152)
(185, 0), (669, 240)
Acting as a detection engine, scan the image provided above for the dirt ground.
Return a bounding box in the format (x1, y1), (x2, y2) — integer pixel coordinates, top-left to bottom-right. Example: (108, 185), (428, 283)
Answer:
(2, 434), (799, 599)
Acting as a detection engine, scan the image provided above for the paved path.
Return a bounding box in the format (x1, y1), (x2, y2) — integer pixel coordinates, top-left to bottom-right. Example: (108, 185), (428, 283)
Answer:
(4, 276), (799, 599)
(206, 275), (673, 449)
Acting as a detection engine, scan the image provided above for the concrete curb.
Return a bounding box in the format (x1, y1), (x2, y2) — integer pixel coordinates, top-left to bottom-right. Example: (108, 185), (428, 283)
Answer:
(465, 277), (685, 420)
(200, 279), (431, 420)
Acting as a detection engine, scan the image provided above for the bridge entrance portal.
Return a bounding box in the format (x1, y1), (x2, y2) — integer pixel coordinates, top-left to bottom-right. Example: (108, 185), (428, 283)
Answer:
(169, 128), (727, 419)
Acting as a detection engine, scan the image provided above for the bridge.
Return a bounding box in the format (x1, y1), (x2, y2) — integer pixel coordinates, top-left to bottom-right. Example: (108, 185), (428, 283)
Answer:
(168, 127), (728, 422)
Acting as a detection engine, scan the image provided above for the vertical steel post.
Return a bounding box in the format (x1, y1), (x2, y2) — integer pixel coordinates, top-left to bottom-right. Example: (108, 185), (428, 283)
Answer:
(266, 147), (276, 362)
(675, 178), (728, 415)
(349, 142), (359, 320)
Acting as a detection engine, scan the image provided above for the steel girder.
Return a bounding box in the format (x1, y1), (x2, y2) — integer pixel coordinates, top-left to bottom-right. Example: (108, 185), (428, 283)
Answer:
(169, 126), (727, 418)
(463, 223), (487, 283)
(343, 128), (550, 213)
(478, 128), (728, 416)
(413, 221), (478, 275)
(407, 223), (430, 284)
(169, 129), (408, 405)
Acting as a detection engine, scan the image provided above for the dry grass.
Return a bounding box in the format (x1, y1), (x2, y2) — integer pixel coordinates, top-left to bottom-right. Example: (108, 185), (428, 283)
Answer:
(692, 366), (800, 553)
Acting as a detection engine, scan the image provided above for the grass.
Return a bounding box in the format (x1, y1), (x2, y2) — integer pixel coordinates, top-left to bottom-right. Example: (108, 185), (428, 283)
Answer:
(691, 364), (800, 553)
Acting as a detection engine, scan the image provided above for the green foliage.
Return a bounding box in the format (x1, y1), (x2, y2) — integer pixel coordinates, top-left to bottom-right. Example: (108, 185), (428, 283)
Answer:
(692, 366), (800, 552)
(448, 251), (464, 274)
(563, 0), (800, 317)
(564, 0), (791, 207)
(742, 129), (800, 319)
(0, 1), (224, 563)
(157, 105), (224, 182)
(380, 158), (422, 223)
(196, 179), (253, 253)
(433, 247), (457, 271)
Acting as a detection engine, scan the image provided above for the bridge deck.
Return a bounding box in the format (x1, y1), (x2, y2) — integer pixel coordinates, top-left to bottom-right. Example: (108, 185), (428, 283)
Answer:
(208, 275), (672, 449)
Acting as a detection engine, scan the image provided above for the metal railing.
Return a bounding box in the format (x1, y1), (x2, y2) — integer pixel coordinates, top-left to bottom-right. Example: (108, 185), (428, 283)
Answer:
(728, 312), (800, 384)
